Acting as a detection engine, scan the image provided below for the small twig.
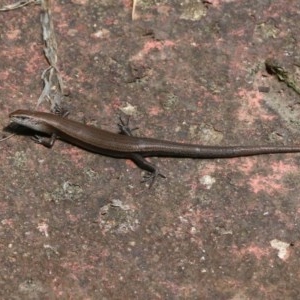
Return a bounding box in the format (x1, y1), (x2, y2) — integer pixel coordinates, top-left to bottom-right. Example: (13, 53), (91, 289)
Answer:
(0, 133), (15, 142)
(132, 0), (138, 20)
(0, 0), (40, 11)
(38, 0), (65, 110)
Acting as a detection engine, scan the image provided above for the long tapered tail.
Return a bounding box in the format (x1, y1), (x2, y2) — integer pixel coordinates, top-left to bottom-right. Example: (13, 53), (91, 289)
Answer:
(137, 139), (300, 158)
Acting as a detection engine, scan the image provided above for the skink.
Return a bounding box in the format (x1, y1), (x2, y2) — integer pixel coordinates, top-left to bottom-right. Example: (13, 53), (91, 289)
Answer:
(9, 109), (300, 182)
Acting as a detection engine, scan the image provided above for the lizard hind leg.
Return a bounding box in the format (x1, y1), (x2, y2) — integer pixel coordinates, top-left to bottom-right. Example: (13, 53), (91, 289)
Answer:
(118, 115), (165, 187)
(130, 152), (166, 188)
